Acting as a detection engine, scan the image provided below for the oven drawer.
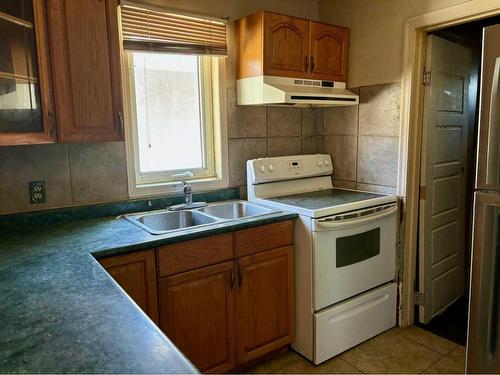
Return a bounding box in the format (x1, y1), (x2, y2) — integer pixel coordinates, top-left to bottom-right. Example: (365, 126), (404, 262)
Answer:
(314, 282), (397, 364)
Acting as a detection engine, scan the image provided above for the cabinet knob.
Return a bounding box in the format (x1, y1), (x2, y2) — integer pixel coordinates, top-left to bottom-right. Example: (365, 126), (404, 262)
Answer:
(310, 56), (315, 73)
(304, 56), (309, 72)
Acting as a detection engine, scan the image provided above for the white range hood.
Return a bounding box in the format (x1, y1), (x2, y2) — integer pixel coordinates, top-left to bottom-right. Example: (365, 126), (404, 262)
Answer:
(236, 75), (359, 107)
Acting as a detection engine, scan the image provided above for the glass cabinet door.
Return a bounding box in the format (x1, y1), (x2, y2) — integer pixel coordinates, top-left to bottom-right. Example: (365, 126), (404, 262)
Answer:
(0, 0), (54, 145)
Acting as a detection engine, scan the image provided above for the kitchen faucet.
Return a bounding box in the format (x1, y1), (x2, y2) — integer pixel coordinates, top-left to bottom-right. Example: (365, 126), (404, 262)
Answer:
(168, 172), (207, 211)
(182, 181), (193, 205)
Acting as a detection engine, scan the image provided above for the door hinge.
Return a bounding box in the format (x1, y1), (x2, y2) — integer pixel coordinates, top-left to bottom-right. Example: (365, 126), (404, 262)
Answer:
(423, 70), (431, 86)
(414, 291), (424, 306)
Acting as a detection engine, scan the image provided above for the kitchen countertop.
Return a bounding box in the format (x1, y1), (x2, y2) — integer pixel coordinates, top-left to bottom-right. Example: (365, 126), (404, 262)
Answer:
(0, 210), (297, 373)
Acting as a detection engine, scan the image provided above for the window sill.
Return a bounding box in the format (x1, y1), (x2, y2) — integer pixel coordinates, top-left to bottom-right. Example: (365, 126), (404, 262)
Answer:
(128, 176), (229, 198)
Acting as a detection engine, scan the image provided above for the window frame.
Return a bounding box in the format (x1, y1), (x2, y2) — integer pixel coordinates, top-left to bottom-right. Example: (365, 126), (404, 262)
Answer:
(122, 52), (228, 198)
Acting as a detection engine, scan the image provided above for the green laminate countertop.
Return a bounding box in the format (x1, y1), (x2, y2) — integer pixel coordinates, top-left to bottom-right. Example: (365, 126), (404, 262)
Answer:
(0, 209), (297, 373)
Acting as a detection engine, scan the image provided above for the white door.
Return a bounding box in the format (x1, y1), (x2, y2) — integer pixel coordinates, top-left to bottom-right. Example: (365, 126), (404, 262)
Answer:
(418, 35), (472, 323)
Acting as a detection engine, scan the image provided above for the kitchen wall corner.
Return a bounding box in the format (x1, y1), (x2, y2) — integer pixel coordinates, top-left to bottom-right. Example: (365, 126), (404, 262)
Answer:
(322, 82), (401, 195)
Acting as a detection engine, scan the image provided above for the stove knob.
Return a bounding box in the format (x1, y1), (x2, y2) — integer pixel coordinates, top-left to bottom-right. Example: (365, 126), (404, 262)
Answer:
(268, 165), (274, 172)
(259, 165), (266, 173)
(324, 159), (330, 166)
(317, 160), (323, 167)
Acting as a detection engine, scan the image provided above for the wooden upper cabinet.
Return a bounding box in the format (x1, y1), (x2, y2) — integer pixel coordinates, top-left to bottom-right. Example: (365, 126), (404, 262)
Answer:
(235, 246), (295, 364)
(310, 22), (348, 82)
(158, 261), (236, 373)
(46, 0), (123, 142)
(236, 11), (349, 82)
(100, 250), (159, 324)
(263, 12), (309, 78)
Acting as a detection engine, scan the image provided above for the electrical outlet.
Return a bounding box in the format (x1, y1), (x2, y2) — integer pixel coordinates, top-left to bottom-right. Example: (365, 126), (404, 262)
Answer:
(29, 181), (46, 204)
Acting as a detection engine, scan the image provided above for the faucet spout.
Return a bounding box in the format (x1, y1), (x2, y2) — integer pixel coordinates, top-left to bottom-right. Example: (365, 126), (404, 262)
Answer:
(183, 181), (193, 205)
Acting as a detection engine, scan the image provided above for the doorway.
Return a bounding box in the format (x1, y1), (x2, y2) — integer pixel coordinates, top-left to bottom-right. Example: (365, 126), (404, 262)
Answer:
(415, 16), (500, 347)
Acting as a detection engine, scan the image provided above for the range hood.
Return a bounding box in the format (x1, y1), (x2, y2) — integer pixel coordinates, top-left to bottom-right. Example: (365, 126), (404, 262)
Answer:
(236, 76), (359, 107)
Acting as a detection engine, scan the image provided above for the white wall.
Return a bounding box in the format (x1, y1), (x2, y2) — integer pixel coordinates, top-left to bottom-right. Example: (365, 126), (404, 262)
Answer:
(318, 0), (475, 88)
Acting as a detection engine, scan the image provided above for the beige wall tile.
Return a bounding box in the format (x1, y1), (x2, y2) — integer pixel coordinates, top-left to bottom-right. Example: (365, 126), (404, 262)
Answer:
(359, 83), (401, 136)
(358, 135), (399, 187)
(0, 144), (72, 214)
(323, 135), (357, 181)
(302, 108), (322, 136)
(228, 138), (267, 186)
(268, 137), (301, 157)
(332, 179), (357, 189)
(227, 88), (267, 139)
(301, 136), (322, 155)
(69, 142), (128, 204)
(357, 183), (397, 195)
(323, 106), (358, 136)
(267, 107), (302, 137)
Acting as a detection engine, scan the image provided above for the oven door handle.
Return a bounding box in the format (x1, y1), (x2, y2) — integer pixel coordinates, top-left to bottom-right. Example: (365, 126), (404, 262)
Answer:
(316, 204), (398, 229)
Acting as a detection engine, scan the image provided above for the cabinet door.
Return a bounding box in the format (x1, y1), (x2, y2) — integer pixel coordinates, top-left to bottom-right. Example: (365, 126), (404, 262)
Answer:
(310, 22), (348, 82)
(47, 0), (123, 142)
(158, 261), (236, 373)
(235, 246), (295, 364)
(100, 250), (159, 323)
(0, 0), (55, 146)
(263, 12), (310, 78)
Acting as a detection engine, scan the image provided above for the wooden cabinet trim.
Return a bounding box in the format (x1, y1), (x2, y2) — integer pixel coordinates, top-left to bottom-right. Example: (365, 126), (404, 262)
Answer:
(157, 233), (234, 277)
(234, 220), (294, 257)
(100, 249), (159, 323)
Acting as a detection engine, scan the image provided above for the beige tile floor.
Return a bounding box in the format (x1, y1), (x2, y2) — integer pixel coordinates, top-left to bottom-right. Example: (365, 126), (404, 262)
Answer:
(246, 326), (465, 374)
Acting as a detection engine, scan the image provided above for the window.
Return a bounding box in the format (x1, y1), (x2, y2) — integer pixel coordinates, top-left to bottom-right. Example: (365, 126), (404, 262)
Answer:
(120, 3), (228, 196)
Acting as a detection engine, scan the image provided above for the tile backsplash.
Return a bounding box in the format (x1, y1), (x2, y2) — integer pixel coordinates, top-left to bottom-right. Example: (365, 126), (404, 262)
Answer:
(0, 82), (399, 215)
(322, 82), (401, 195)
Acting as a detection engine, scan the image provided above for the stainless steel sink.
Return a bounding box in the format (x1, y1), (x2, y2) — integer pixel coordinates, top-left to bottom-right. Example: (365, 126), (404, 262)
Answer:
(198, 201), (275, 219)
(124, 210), (218, 235)
(122, 200), (279, 235)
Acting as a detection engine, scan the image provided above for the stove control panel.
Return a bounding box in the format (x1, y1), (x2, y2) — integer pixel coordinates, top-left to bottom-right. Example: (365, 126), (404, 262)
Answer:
(247, 154), (333, 184)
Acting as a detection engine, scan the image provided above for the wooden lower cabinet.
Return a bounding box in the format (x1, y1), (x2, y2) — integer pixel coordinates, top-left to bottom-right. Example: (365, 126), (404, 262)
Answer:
(101, 220), (295, 373)
(235, 246), (295, 364)
(100, 250), (159, 323)
(158, 261), (236, 373)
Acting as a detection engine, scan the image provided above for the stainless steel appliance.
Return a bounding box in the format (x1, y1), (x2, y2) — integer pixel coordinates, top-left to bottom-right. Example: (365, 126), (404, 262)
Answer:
(467, 24), (500, 373)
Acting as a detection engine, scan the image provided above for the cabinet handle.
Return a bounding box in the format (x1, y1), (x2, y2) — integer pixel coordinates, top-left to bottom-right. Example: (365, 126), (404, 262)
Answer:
(229, 269), (234, 290)
(238, 262), (243, 287)
(118, 112), (124, 134)
(310, 56), (315, 73)
(304, 56), (309, 72)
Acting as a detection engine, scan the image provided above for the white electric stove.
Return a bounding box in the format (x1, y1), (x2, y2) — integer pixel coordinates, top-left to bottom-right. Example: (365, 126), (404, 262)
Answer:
(247, 154), (398, 364)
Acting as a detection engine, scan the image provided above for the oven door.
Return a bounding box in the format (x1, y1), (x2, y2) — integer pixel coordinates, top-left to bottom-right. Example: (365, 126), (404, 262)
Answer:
(313, 203), (398, 310)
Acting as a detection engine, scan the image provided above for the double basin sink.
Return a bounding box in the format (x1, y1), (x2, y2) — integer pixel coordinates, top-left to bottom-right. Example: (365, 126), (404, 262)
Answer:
(123, 200), (279, 235)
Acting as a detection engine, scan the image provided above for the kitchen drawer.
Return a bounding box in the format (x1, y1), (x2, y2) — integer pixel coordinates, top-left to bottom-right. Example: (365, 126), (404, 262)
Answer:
(157, 233), (233, 277)
(314, 282), (396, 364)
(234, 220), (293, 258)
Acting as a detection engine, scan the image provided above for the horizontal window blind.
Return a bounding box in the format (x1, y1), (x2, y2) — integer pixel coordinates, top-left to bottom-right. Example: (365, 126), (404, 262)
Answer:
(120, 2), (227, 56)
